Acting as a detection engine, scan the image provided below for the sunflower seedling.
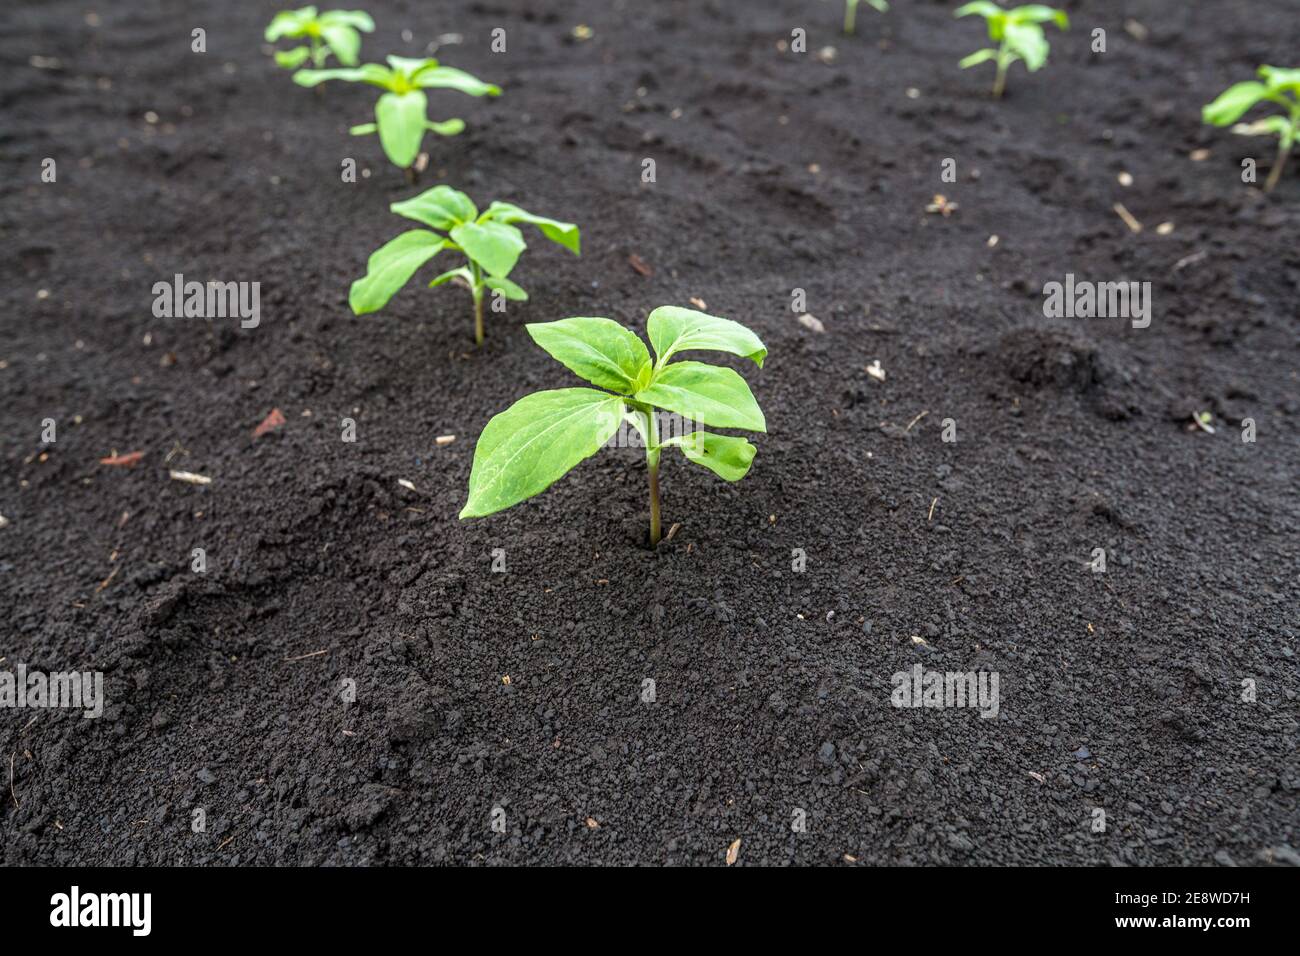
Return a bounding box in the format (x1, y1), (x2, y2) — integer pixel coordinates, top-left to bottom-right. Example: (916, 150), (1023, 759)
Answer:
(265, 7), (374, 71)
(460, 307), (767, 547)
(349, 185), (579, 346)
(1202, 66), (1300, 193)
(293, 56), (499, 171)
(844, 0), (889, 36)
(955, 2), (1068, 99)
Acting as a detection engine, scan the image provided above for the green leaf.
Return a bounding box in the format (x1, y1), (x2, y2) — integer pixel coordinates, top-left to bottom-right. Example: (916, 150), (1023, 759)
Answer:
(319, 23), (361, 66)
(348, 230), (447, 314)
(526, 318), (652, 393)
(460, 389), (625, 519)
(636, 361), (766, 433)
(959, 48), (999, 69)
(391, 185), (478, 231)
(483, 202), (580, 255)
(414, 65), (502, 97)
(1009, 5), (1069, 29)
(1203, 81), (1268, 126)
(449, 220), (526, 277)
(663, 432), (756, 482)
(646, 306), (767, 368)
(1003, 21), (1049, 71)
(427, 118), (466, 136)
(375, 90), (428, 167)
(1260, 65), (1300, 94)
(293, 64), (392, 88)
(953, 1), (1004, 17)
(864, 0), (890, 12)
(318, 10), (375, 31)
(387, 55), (438, 79)
(429, 267), (471, 288)
(484, 275), (528, 301)
(265, 7), (316, 41)
(275, 46), (312, 69)
(1234, 115), (1295, 148)
(349, 122), (377, 135)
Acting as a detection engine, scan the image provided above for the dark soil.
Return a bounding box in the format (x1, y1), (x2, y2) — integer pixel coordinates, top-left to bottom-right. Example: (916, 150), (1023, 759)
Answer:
(2, 0), (1297, 866)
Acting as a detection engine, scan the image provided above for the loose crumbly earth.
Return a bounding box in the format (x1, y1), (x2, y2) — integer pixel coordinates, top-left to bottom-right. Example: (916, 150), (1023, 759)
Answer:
(1, 0), (1297, 866)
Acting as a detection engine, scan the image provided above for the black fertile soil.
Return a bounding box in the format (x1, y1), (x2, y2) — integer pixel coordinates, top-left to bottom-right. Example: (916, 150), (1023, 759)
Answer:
(1, 0), (1297, 866)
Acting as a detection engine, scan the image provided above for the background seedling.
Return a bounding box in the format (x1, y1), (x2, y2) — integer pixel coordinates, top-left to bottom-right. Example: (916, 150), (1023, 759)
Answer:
(1202, 65), (1300, 192)
(955, 2), (1068, 99)
(844, 0), (889, 36)
(460, 307), (767, 547)
(294, 55), (499, 171)
(349, 185), (579, 346)
(265, 7), (374, 70)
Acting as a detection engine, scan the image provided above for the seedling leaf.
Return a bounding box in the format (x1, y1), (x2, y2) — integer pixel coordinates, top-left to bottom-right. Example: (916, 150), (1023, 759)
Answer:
(391, 185), (478, 230)
(415, 65), (502, 97)
(348, 229), (448, 314)
(449, 220), (526, 277)
(663, 431), (757, 482)
(1202, 82), (1269, 126)
(484, 276), (529, 301)
(460, 389), (625, 518)
(484, 202), (581, 255)
(646, 306), (767, 367)
(375, 90), (429, 167)
(526, 318), (652, 393)
(635, 361), (767, 433)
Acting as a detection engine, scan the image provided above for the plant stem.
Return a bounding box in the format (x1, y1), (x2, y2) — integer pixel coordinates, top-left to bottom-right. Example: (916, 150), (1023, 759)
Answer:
(844, 0), (856, 35)
(641, 408), (662, 546)
(993, 47), (1008, 99)
(470, 262), (485, 346)
(1265, 140), (1289, 193)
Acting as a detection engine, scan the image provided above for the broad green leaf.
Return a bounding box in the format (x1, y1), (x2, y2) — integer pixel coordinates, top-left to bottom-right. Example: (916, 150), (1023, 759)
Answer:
(348, 230), (447, 314)
(1003, 22), (1048, 71)
(318, 10), (375, 31)
(484, 275), (528, 301)
(293, 64), (392, 88)
(1009, 5), (1068, 29)
(450, 220), (526, 277)
(319, 23), (361, 66)
(275, 46), (312, 69)
(526, 318), (652, 393)
(483, 202), (580, 255)
(375, 90), (428, 167)
(1203, 81), (1268, 126)
(663, 432), (757, 482)
(428, 118), (466, 136)
(265, 8), (316, 41)
(429, 267), (470, 288)
(959, 48), (998, 69)
(391, 185), (478, 230)
(646, 306), (766, 368)
(414, 65), (502, 97)
(636, 361), (766, 433)
(460, 388), (624, 518)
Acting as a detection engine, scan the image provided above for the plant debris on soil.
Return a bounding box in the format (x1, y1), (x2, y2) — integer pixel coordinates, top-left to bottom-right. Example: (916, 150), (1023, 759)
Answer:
(1, 0), (1297, 866)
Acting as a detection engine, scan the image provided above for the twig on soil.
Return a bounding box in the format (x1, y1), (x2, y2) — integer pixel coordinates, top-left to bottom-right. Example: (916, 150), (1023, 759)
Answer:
(95, 565), (120, 593)
(928, 497), (938, 522)
(1172, 250), (1207, 272)
(1112, 202), (1143, 233)
(8, 752), (17, 809)
(905, 409), (929, 432)
(282, 649), (329, 662)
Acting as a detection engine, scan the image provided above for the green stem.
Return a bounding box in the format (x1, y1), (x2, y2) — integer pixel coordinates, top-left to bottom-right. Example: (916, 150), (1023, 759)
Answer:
(993, 46), (1008, 99)
(471, 264), (485, 346)
(310, 36), (324, 68)
(1265, 137), (1291, 193)
(844, 0), (856, 35)
(641, 408), (662, 546)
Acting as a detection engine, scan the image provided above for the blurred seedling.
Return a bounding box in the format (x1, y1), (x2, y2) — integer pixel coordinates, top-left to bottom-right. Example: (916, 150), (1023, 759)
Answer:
(1202, 65), (1300, 192)
(955, 2), (1069, 99)
(265, 7), (374, 71)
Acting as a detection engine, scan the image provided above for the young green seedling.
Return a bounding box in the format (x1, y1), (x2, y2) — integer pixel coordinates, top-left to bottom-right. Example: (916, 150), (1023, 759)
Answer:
(844, 0), (889, 37)
(349, 185), (579, 346)
(460, 307), (767, 547)
(265, 7), (374, 70)
(293, 56), (500, 170)
(955, 2), (1068, 99)
(1202, 66), (1300, 193)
